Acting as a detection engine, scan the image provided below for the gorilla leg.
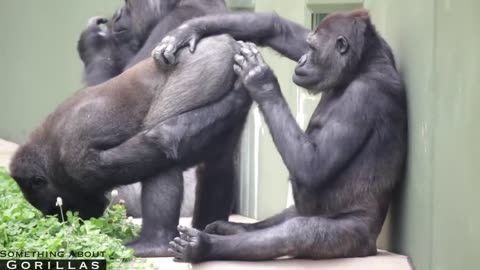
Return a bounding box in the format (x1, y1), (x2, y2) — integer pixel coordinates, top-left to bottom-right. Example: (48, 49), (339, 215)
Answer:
(170, 215), (376, 262)
(204, 206), (298, 235)
(191, 126), (244, 230)
(127, 167), (183, 257)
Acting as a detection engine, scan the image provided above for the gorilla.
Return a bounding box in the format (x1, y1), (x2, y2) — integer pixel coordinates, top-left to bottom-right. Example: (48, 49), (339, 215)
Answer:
(10, 0), (251, 257)
(77, 1), (199, 218)
(156, 9), (408, 261)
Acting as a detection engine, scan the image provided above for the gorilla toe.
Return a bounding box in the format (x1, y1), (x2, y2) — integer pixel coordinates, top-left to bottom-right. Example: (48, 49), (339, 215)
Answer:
(170, 225), (211, 262)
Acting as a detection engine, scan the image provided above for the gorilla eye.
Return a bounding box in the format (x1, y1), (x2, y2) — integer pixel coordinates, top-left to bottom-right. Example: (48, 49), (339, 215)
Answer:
(31, 177), (46, 190)
(335, 36), (349, 55)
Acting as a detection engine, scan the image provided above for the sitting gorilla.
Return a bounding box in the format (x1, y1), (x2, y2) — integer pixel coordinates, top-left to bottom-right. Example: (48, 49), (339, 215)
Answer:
(10, 0), (252, 258)
(156, 9), (407, 262)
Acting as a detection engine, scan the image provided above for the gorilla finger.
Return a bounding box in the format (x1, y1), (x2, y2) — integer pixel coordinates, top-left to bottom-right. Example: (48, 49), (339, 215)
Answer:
(234, 55), (248, 68)
(178, 225), (188, 233)
(170, 241), (185, 251)
(178, 225), (194, 237)
(156, 43), (168, 53)
(173, 257), (186, 263)
(233, 64), (243, 76)
(151, 44), (167, 61)
(240, 48), (257, 63)
(244, 42), (265, 64)
(246, 42), (259, 53)
(174, 237), (188, 247)
(180, 233), (191, 242)
(164, 51), (177, 65)
(237, 40), (247, 48)
(188, 38), (198, 53)
(168, 248), (184, 259)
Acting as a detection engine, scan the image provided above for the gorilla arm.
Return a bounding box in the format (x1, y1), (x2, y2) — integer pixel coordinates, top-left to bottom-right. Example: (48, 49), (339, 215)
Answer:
(233, 43), (374, 188)
(154, 12), (310, 63)
(98, 80), (250, 184)
(127, 4), (213, 68)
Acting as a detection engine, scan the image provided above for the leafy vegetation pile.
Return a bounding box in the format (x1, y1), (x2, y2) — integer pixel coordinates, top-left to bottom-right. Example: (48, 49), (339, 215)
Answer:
(0, 167), (144, 269)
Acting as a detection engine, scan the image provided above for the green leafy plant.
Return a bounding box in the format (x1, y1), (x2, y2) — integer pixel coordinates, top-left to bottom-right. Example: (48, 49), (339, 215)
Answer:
(0, 167), (148, 269)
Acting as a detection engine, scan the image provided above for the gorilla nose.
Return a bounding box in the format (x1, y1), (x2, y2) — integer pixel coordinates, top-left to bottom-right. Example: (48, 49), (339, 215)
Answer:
(88, 16), (108, 27)
(298, 55), (307, 67)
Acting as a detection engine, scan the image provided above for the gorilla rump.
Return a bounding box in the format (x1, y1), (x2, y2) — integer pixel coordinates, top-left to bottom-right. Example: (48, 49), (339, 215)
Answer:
(157, 9), (407, 262)
(77, 0), (241, 224)
(10, 0), (251, 257)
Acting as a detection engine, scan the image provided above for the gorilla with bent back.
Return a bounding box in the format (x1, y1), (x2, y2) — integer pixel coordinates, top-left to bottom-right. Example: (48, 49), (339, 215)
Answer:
(9, 0), (251, 257)
(77, 0), (199, 218)
(156, 9), (407, 261)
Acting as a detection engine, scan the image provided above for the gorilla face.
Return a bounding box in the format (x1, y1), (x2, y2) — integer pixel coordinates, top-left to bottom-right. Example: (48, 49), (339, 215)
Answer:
(293, 11), (368, 93)
(78, 7), (140, 70)
(12, 173), (108, 220)
(10, 145), (108, 220)
(13, 174), (59, 216)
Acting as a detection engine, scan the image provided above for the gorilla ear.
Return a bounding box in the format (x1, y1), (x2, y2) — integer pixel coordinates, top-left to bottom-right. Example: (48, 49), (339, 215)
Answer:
(335, 36), (349, 55)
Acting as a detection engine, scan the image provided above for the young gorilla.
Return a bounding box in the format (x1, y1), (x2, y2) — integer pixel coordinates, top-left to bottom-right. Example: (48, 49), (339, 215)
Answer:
(77, 1), (197, 218)
(10, 0), (252, 257)
(77, 0), (241, 228)
(156, 9), (408, 261)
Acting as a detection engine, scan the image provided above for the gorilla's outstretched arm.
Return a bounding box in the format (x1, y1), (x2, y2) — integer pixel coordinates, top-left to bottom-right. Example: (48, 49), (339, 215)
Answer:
(154, 12), (310, 63)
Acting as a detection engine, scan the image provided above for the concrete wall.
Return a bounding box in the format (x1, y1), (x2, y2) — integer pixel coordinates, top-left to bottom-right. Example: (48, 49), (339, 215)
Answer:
(364, 0), (480, 269)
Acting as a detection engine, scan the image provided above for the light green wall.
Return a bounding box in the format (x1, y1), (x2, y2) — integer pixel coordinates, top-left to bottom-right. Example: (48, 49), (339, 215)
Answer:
(237, 0), (305, 219)
(364, 0), (480, 269)
(0, 0), (122, 143)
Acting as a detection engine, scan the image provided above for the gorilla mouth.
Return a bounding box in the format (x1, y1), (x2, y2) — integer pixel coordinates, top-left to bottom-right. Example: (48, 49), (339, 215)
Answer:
(292, 72), (320, 89)
(113, 28), (127, 34)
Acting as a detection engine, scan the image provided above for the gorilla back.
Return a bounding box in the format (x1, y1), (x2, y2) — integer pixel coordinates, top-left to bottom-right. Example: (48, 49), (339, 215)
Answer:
(9, 35), (239, 219)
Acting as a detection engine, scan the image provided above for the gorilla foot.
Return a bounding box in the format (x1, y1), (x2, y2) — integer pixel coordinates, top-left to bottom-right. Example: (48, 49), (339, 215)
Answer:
(168, 225), (211, 263)
(204, 220), (248, 235)
(126, 238), (171, 257)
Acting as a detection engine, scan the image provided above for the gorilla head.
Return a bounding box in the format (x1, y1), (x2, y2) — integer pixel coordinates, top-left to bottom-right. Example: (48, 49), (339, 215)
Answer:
(78, 0), (181, 86)
(293, 9), (372, 93)
(77, 7), (140, 77)
(10, 142), (108, 219)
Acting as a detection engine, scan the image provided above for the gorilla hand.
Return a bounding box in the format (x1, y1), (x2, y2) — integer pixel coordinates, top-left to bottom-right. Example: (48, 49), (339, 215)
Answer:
(233, 41), (280, 102)
(152, 23), (201, 66)
(78, 16), (110, 64)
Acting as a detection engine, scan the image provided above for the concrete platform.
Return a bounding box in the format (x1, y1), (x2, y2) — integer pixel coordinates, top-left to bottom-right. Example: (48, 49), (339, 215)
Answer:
(0, 139), (412, 269)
